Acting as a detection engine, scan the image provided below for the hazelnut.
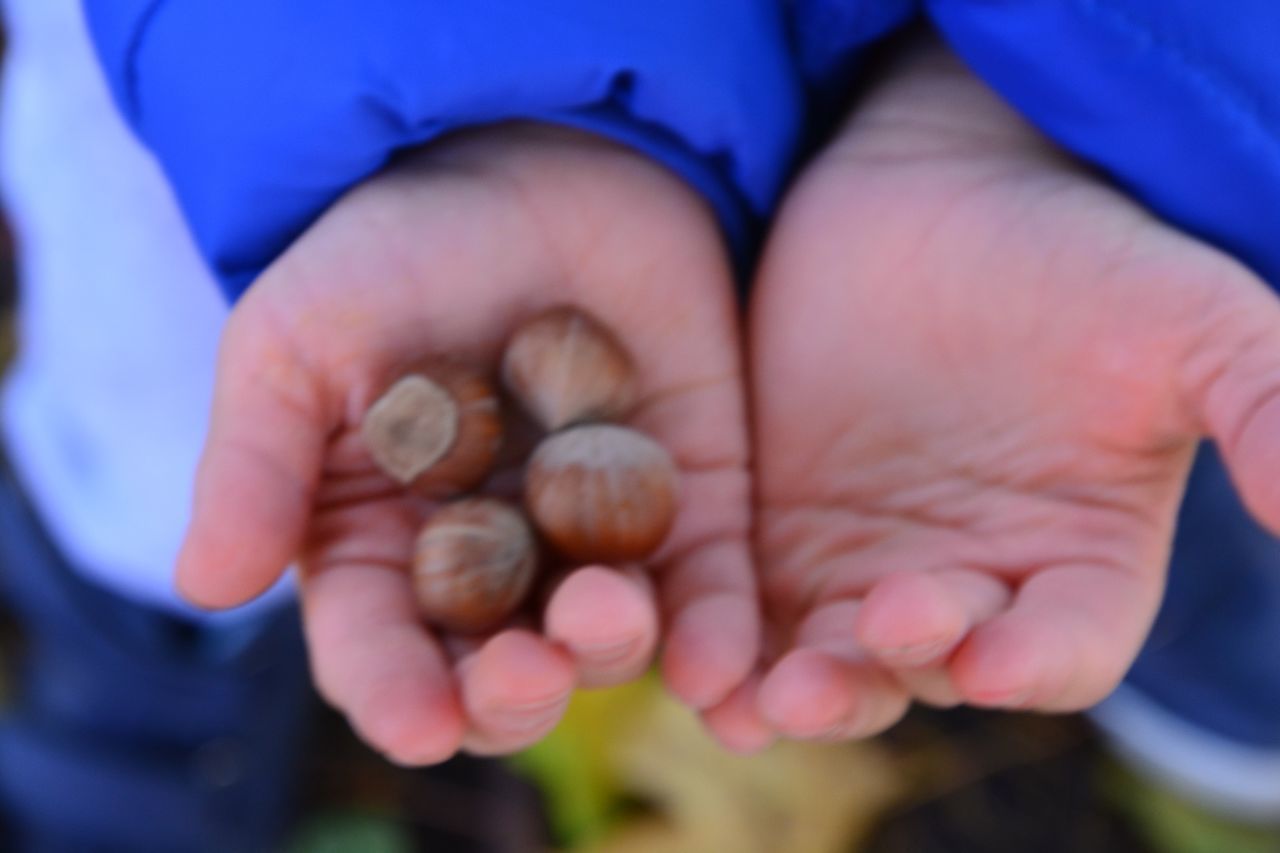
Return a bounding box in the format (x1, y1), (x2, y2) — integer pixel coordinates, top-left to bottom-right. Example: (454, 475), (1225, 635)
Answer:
(361, 360), (502, 498)
(413, 498), (539, 634)
(501, 306), (638, 431)
(525, 424), (678, 563)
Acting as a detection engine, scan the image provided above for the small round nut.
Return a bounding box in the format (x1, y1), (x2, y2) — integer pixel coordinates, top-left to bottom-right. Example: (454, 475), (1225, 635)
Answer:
(525, 424), (678, 563)
(501, 305), (638, 431)
(413, 498), (539, 634)
(361, 360), (502, 498)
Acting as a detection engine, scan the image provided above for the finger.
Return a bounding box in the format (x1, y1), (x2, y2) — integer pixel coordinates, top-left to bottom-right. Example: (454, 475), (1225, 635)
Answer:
(458, 629), (576, 755)
(544, 566), (658, 688)
(658, 530), (760, 711)
(623, 289), (758, 711)
(798, 594), (967, 706)
(950, 563), (1160, 711)
(758, 647), (910, 741)
(301, 562), (465, 765)
(1185, 267), (1280, 534)
(177, 306), (326, 608)
(701, 675), (776, 755)
(891, 666), (963, 709)
(642, 450), (757, 708)
(758, 600), (910, 740)
(855, 569), (1011, 667)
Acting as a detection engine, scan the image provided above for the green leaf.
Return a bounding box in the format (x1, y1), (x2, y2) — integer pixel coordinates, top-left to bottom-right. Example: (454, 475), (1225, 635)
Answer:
(1102, 760), (1280, 853)
(509, 675), (660, 847)
(287, 810), (415, 853)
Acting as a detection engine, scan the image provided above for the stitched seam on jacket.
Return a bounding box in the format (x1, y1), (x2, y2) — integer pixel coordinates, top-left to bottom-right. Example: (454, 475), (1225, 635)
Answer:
(1078, 0), (1279, 158)
(123, 0), (173, 122)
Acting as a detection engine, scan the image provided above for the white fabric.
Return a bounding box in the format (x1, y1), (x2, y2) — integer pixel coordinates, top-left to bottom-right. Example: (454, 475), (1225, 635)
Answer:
(1091, 685), (1280, 820)
(0, 0), (290, 617)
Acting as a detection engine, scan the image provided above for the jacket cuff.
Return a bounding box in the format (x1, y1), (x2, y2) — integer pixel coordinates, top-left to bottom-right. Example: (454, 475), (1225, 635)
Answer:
(82, 0), (804, 299)
(929, 0), (1280, 287)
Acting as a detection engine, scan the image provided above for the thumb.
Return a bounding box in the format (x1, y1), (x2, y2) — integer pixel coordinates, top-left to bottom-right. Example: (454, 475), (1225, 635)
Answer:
(1184, 259), (1280, 535)
(176, 298), (327, 608)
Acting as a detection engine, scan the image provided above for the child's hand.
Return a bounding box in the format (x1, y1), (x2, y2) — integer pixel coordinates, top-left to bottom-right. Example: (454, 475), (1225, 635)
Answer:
(174, 124), (757, 762)
(747, 37), (1280, 739)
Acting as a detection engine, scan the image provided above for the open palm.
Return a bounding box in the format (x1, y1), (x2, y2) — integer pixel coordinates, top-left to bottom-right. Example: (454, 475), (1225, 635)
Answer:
(175, 125), (757, 762)
(749, 39), (1280, 739)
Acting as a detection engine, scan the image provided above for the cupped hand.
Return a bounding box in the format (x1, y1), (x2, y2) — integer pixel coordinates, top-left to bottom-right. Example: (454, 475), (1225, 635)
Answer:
(747, 36), (1280, 741)
(175, 124), (757, 762)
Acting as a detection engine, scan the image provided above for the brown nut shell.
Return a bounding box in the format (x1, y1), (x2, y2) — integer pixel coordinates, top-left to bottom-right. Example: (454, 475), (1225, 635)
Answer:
(502, 306), (638, 431)
(525, 424), (678, 563)
(361, 360), (502, 498)
(413, 498), (539, 634)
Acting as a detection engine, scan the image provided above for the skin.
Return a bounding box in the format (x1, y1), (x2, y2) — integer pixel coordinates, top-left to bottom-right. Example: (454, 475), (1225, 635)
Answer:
(174, 124), (758, 763)
(177, 35), (1280, 760)
(740, 36), (1280, 744)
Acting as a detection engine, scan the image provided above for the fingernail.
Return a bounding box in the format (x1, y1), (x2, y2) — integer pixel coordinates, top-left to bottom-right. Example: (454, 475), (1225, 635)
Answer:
(793, 704), (864, 742)
(572, 635), (642, 668)
(386, 748), (446, 768)
(1002, 689), (1034, 709)
(971, 687), (1033, 709)
(487, 695), (569, 734)
(718, 729), (777, 755)
(815, 722), (849, 740)
(876, 638), (949, 666)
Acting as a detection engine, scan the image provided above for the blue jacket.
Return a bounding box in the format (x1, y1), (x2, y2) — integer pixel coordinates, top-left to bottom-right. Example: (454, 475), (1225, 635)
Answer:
(82, 1), (1280, 300)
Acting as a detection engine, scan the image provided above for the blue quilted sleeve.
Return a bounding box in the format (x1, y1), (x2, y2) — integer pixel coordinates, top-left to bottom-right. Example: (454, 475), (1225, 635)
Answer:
(789, 0), (920, 109)
(81, 1), (805, 299)
(927, 0), (1280, 287)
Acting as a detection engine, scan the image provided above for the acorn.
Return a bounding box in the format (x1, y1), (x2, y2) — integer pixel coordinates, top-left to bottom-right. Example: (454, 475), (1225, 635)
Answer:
(361, 360), (502, 498)
(501, 305), (638, 431)
(525, 423), (678, 563)
(413, 498), (539, 634)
